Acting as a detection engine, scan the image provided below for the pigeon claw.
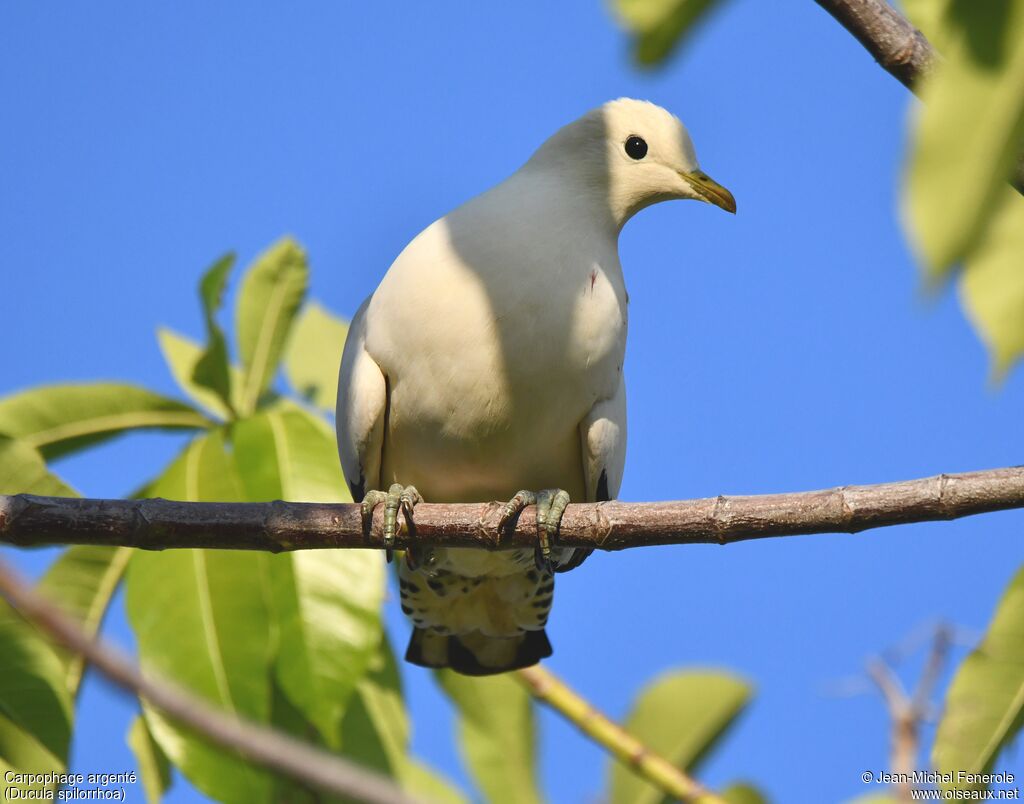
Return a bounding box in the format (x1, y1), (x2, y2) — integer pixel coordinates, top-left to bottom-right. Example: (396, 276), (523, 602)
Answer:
(361, 484), (422, 563)
(500, 488), (570, 573)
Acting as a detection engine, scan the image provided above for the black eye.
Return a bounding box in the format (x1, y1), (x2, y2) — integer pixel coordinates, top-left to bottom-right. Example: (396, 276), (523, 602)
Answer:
(625, 135), (647, 160)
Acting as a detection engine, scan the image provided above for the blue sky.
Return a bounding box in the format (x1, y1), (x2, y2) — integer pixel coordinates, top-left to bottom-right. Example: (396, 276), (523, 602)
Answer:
(2, 1), (1023, 802)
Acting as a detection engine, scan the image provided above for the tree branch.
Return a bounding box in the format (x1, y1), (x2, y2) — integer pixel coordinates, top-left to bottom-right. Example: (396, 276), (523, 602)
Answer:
(814, 0), (935, 92)
(1, 466), (1021, 552)
(515, 666), (723, 804)
(813, 0), (1024, 196)
(0, 559), (422, 804)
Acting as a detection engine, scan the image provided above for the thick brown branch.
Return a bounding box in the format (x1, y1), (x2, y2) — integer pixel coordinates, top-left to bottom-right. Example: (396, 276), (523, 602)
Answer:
(813, 0), (1024, 195)
(814, 0), (935, 92)
(1, 466), (1022, 552)
(0, 559), (421, 804)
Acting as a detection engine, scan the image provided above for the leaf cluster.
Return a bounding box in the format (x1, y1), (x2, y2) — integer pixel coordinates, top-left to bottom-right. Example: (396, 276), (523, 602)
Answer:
(610, 0), (1024, 797)
(0, 241), (765, 803)
(612, 0), (1024, 378)
(0, 241), (459, 803)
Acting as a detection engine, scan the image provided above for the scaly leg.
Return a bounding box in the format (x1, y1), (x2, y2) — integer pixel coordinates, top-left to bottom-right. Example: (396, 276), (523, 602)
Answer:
(361, 483), (422, 563)
(498, 488), (570, 572)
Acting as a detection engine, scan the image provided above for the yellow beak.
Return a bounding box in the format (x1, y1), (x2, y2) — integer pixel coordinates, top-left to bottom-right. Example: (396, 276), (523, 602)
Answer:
(681, 170), (736, 214)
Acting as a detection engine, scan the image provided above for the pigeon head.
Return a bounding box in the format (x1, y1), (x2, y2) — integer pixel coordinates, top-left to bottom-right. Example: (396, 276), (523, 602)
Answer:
(528, 98), (735, 227)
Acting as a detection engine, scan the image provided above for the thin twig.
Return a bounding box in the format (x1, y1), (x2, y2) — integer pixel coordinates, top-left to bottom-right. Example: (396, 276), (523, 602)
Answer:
(0, 559), (422, 804)
(910, 624), (950, 720)
(515, 666), (724, 804)
(813, 0), (1024, 195)
(866, 624), (954, 802)
(1, 466), (1022, 552)
(866, 658), (911, 720)
(867, 657), (917, 801)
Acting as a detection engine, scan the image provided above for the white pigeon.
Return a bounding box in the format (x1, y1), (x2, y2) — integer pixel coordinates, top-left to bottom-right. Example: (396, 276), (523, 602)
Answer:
(336, 98), (734, 675)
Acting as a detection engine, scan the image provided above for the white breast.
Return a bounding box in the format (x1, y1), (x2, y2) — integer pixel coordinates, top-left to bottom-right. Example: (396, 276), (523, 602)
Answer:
(365, 172), (627, 502)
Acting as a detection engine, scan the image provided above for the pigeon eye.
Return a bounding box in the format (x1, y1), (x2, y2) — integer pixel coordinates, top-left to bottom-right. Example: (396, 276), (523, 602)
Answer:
(624, 135), (648, 160)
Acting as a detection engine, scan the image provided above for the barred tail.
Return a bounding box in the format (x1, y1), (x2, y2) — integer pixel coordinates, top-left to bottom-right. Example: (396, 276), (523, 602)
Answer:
(405, 628), (552, 676)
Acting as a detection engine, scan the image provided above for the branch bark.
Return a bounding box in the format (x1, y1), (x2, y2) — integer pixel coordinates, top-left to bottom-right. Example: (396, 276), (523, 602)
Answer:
(814, 0), (935, 92)
(0, 559), (422, 804)
(1, 466), (1022, 552)
(813, 0), (1024, 196)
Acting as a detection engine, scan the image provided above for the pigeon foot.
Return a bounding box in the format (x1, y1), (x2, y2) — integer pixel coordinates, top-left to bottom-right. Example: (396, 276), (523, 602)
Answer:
(361, 483), (422, 563)
(498, 488), (570, 572)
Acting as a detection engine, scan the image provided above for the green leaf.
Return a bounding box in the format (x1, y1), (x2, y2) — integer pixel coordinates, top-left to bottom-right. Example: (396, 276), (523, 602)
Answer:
(933, 564), (1024, 791)
(902, 0), (1024, 377)
(340, 634), (409, 776)
(402, 761), (469, 804)
(0, 436), (77, 496)
(158, 328), (234, 420)
(612, 0), (726, 66)
(236, 238), (308, 415)
(0, 383), (209, 460)
(721, 782), (769, 804)
(905, 0), (1024, 277)
(0, 512), (97, 791)
(436, 670), (542, 804)
(0, 598), (72, 778)
(269, 551), (383, 748)
(609, 670), (752, 804)
(127, 716), (172, 804)
(899, 0), (953, 50)
(126, 430), (274, 803)
(284, 301), (350, 411)
(0, 717), (63, 796)
(192, 253), (237, 418)
(267, 680), (325, 803)
(341, 635), (468, 804)
(38, 545), (132, 697)
(959, 187), (1024, 377)
(233, 407), (383, 745)
(232, 406), (349, 505)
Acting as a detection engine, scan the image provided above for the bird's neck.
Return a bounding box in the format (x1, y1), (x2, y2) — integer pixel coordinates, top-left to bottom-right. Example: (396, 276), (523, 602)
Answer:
(510, 161), (628, 237)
